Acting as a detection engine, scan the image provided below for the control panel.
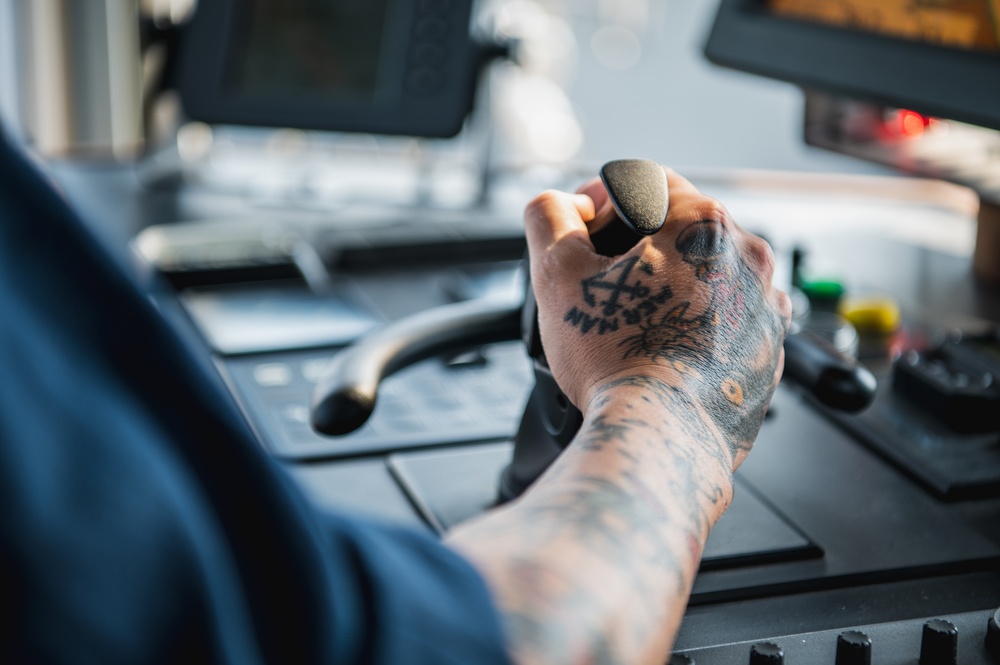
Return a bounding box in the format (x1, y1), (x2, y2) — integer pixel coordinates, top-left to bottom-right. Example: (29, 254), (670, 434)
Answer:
(173, 179), (1000, 663)
(225, 342), (531, 458)
(671, 607), (1000, 665)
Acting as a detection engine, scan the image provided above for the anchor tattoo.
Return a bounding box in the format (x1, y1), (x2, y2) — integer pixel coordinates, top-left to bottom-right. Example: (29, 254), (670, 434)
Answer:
(565, 257), (673, 335)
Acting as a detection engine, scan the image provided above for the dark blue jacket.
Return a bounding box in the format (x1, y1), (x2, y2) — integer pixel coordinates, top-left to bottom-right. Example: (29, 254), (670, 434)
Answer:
(0, 131), (510, 665)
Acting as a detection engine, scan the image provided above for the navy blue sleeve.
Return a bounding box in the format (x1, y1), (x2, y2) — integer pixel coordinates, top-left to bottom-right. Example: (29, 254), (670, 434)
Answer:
(0, 130), (511, 665)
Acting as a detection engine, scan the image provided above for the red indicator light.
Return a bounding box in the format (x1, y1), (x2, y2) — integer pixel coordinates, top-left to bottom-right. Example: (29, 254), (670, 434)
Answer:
(896, 109), (929, 137)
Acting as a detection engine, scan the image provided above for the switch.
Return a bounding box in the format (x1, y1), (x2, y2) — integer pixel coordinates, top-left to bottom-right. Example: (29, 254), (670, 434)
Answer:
(892, 334), (1000, 434)
(749, 642), (783, 664)
(839, 295), (901, 334)
(836, 630), (872, 665)
(919, 619), (957, 665)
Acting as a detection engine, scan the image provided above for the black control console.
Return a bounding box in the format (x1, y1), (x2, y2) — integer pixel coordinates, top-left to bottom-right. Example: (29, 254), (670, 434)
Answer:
(828, 330), (1000, 501)
(894, 331), (1000, 435)
(68, 0), (1000, 657)
(180, 177), (1000, 664)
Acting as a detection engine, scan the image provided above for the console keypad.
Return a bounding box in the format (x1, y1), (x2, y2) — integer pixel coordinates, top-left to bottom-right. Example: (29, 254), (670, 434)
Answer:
(225, 342), (533, 459)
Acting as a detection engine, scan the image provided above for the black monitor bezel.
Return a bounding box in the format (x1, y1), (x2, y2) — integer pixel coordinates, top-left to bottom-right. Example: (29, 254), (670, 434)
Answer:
(176, 0), (480, 138)
(705, 0), (1000, 131)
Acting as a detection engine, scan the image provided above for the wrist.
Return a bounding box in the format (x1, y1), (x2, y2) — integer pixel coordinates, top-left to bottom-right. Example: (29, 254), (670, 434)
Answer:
(579, 361), (675, 408)
(584, 372), (690, 418)
(584, 374), (738, 487)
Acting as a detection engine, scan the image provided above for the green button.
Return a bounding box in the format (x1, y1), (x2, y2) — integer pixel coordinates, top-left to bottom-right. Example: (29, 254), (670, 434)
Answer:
(802, 279), (845, 301)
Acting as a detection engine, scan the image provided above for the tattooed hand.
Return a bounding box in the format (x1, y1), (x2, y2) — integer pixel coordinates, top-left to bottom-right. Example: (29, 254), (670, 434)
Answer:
(525, 167), (791, 468)
(449, 169), (792, 665)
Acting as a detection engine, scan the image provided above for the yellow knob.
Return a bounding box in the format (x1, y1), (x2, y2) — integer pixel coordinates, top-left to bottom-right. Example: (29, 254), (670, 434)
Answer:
(838, 296), (901, 334)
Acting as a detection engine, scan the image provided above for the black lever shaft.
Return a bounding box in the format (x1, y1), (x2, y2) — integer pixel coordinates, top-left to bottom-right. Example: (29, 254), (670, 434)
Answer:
(310, 159), (669, 438)
(501, 160), (668, 499)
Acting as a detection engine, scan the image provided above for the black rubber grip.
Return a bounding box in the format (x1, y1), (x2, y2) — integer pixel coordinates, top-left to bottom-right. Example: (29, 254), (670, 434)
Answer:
(591, 159), (668, 257)
(783, 331), (877, 412)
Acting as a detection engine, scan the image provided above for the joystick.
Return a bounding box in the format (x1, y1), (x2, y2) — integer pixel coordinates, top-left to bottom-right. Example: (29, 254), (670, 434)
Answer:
(310, 159), (877, 502)
(500, 159), (668, 500)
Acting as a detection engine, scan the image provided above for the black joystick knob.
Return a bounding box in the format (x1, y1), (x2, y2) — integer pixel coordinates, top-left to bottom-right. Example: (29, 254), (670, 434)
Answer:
(836, 630), (872, 665)
(987, 607), (1000, 663)
(749, 642), (784, 664)
(920, 619), (958, 665)
(588, 158), (669, 256)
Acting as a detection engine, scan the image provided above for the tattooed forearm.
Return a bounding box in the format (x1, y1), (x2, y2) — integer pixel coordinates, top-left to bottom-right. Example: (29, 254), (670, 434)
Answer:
(449, 379), (735, 665)
(592, 375), (732, 468)
(449, 177), (789, 665)
(564, 218), (785, 457)
(578, 415), (634, 452)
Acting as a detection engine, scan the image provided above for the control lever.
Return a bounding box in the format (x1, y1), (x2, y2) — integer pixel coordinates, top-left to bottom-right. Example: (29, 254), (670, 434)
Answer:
(500, 159), (669, 500)
(311, 296), (521, 435)
(784, 329), (876, 413)
(309, 159), (877, 501)
(310, 159), (666, 440)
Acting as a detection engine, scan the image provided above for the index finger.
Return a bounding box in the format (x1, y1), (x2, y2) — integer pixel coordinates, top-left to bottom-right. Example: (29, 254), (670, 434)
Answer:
(661, 166), (733, 227)
(523, 189), (596, 254)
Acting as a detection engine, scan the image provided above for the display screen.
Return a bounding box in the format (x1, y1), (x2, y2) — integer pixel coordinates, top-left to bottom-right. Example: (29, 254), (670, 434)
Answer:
(767, 0), (1000, 53)
(231, 0), (394, 100)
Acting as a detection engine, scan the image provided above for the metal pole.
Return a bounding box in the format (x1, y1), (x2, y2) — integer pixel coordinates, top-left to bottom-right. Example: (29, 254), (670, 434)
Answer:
(21, 0), (143, 159)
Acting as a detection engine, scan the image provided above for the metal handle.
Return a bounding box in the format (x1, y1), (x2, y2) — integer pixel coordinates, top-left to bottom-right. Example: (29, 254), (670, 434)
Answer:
(310, 297), (521, 435)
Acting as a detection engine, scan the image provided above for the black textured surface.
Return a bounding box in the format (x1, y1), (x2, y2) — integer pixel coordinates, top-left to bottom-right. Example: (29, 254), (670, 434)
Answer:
(387, 442), (822, 570)
(600, 159), (669, 235)
(824, 365), (1000, 501)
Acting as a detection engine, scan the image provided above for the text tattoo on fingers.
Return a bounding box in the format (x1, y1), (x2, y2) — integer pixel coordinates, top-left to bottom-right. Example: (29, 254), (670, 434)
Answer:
(563, 219), (785, 455)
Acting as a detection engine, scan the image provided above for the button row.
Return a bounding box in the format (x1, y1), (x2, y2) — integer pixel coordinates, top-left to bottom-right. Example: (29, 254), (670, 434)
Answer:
(670, 614), (1000, 665)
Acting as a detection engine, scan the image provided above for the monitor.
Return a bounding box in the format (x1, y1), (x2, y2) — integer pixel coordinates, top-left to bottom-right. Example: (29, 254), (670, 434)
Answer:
(176, 0), (481, 138)
(704, 0), (1000, 132)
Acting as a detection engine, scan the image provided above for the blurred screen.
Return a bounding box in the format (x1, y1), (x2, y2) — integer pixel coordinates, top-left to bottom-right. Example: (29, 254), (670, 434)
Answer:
(231, 0), (393, 100)
(182, 284), (380, 354)
(767, 0), (1000, 53)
